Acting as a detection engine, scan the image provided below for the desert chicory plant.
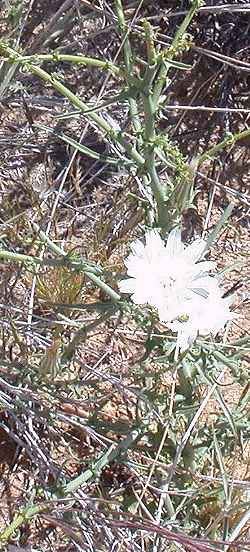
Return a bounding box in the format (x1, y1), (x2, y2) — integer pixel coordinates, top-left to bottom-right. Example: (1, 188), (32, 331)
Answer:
(119, 228), (235, 352)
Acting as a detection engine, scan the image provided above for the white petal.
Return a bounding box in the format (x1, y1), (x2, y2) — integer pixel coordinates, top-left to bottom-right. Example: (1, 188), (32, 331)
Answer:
(130, 238), (146, 258)
(119, 278), (136, 295)
(223, 294), (235, 308)
(145, 230), (165, 253)
(129, 231), (165, 267)
(194, 261), (216, 273)
(124, 255), (149, 277)
(168, 320), (198, 352)
(192, 274), (218, 289)
(185, 293), (235, 335)
(183, 238), (206, 263)
(189, 287), (210, 299)
(132, 282), (162, 306)
(165, 227), (184, 257)
(178, 327), (197, 352)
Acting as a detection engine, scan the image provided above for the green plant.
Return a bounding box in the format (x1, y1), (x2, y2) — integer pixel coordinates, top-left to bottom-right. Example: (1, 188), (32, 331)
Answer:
(0, 1), (249, 550)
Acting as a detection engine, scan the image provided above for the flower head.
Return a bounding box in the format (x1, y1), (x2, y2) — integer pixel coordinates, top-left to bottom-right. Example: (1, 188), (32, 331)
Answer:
(119, 227), (235, 352)
(119, 228), (215, 321)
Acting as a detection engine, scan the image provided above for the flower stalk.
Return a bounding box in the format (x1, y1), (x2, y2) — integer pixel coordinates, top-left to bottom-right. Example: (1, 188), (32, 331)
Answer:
(152, 0), (204, 107)
(141, 21), (168, 228)
(115, 0), (142, 138)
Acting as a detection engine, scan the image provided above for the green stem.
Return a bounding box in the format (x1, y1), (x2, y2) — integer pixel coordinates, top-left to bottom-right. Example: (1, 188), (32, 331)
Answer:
(0, 249), (66, 267)
(143, 19), (157, 65)
(197, 127), (250, 165)
(0, 426), (142, 542)
(152, 0), (203, 107)
(84, 271), (120, 301)
(36, 124), (123, 166)
(4, 53), (121, 75)
(0, 43), (145, 169)
(0, 250), (121, 302)
(0, 505), (46, 543)
(142, 90), (167, 228)
(64, 426), (142, 494)
(31, 221), (68, 257)
(34, 225), (121, 301)
(115, 0), (142, 138)
(61, 312), (114, 363)
(135, 19), (168, 228)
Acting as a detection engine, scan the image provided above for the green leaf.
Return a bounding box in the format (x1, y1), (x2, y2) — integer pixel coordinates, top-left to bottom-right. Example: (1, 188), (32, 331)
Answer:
(203, 203), (234, 251)
(35, 123), (126, 166)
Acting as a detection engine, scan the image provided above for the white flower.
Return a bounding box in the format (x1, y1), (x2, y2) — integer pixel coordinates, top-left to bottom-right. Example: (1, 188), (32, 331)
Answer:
(119, 230), (167, 307)
(119, 228), (215, 321)
(119, 227), (236, 353)
(168, 290), (236, 352)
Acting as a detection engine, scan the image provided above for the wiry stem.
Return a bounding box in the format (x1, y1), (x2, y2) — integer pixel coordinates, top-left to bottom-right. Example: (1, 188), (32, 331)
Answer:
(197, 127), (250, 165)
(115, 0), (142, 139)
(0, 42), (145, 169)
(0, 249), (121, 302)
(4, 52), (121, 75)
(141, 22), (168, 228)
(152, 0), (204, 107)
